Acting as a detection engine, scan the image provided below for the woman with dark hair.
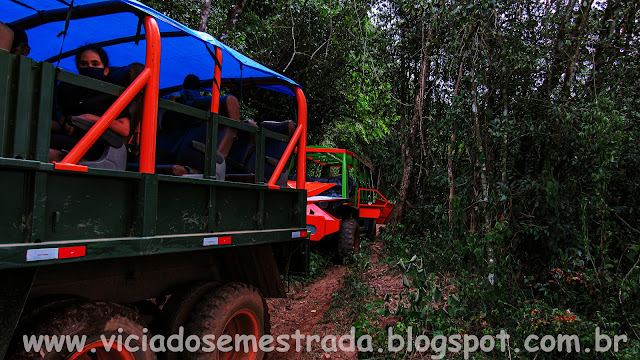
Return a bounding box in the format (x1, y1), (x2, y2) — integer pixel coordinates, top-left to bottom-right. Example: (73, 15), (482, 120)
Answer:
(0, 22), (30, 56)
(50, 45), (130, 162)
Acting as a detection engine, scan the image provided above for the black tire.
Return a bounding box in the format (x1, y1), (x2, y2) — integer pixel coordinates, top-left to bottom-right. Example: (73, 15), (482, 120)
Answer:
(363, 218), (377, 239)
(9, 301), (155, 360)
(16, 295), (83, 331)
(338, 218), (360, 258)
(183, 283), (268, 360)
(153, 282), (220, 360)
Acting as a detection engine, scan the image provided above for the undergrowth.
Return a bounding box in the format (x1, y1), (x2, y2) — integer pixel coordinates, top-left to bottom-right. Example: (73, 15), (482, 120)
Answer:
(352, 224), (640, 359)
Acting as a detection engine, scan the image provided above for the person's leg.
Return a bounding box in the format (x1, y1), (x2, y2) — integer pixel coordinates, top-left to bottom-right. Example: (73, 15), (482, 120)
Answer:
(219, 94), (240, 120)
(49, 149), (65, 162)
(49, 132), (105, 162)
(217, 95), (240, 158)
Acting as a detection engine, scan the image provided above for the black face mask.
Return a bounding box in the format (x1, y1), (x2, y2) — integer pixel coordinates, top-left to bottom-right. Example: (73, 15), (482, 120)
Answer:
(78, 67), (107, 81)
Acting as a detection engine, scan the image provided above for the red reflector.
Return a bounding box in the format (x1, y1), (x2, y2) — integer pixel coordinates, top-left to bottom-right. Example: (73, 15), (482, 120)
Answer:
(219, 236), (232, 245)
(58, 246), (86, 259)
(301, 231), (308, 237)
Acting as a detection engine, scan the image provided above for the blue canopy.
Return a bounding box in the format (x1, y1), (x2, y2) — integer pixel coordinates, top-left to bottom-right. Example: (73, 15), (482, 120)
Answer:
(1, 0), (299, 95)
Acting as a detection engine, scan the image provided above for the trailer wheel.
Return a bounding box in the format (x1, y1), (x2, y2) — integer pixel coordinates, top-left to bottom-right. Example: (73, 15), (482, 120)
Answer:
(184, 283), (267, 360)
(338, 218), (360, 258)
(10, 301), (155, 360)
(153, 282), (220, 360)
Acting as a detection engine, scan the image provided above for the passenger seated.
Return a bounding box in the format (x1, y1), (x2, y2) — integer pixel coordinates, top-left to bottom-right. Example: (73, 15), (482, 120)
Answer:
(154, 73), (242, 177)
(158, 74), (207, 134)
(108, 62), (144, 88)
(50, 46), (130, 162)
(225, 119), (258, 174)
(243, 120), (295, 183)
(165, 74), (208, 107)
(0, 23), (30, 56)
(0, 22), (11, 52)
(170, 94), (240, 176)
(107, 62), (145, 154)
(224, 119), (295, 185)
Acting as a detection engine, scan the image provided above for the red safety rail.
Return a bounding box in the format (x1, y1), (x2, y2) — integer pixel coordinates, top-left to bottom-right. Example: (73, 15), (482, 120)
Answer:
(306, 147), (371, 168)
(357, 188), (389, 208)
(267, 87), (307, 190)
(55, 16), (162, 173)
(357, 188), (391, 220)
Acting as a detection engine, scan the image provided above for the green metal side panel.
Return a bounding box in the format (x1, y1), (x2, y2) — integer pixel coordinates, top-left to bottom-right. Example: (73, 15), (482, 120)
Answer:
(0, 52), (54, 161)
(34, 62), (55, 162)
(44, 173), (137, 241)
(204, 113), (219, 179)
(0, 168), (30, 244)
(263, 191), (300, 229)
(12, 56), (34, 159)
(215, 186), (260, 232)
(156, 180), (210, 235)
(0, 52), (17, 157)
(0, 161), (307, 270)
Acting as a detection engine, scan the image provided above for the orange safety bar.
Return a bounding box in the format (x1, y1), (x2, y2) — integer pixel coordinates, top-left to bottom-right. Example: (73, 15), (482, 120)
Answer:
(267, 87), (307, 190)
(55, 16), (162, 173)
(138, 16), (162, 174)
(356, 188), (389, 208)
(210, 47), (222, 114)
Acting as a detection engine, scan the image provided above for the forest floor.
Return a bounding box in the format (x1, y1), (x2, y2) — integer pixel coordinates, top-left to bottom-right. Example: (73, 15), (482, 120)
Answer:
(267, 240), (404, 359)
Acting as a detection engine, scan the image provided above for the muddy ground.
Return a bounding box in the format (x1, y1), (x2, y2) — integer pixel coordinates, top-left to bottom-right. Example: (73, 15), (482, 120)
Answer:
(267, 241), (403, 359)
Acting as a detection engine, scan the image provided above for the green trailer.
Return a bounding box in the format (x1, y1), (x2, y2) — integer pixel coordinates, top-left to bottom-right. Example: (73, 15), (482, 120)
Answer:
(0, 1), (309, 359)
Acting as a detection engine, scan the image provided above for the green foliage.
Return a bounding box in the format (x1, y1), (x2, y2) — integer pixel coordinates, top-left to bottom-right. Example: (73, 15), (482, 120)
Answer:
(308, 249), (333, 279)
(137, 1), (640, 356)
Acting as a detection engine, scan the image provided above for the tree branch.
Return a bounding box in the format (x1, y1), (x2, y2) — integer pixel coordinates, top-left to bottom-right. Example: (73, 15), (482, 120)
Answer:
(283, 8), (297, 73)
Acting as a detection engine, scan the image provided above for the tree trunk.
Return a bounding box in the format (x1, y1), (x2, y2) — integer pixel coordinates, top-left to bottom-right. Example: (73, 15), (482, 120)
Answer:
(448, 55), (465, 229)
(592, 0), (620, 95)
(199, 0), (211, 32)
(561, 0), (592, 100)
(219, 0), (250, 42)
(539, 0), (576, 99)
(393, 27), (433, 230)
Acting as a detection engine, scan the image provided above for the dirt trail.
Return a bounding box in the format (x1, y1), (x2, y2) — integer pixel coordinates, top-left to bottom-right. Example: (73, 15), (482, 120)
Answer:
(267, 241), (403, 359)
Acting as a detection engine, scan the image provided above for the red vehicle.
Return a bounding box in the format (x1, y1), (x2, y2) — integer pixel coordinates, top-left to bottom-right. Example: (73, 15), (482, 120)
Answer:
(289, 146), (394, 257)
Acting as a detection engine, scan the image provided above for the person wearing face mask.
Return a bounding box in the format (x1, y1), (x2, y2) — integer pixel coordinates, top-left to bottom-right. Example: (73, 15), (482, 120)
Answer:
(50, 45), (131, 162)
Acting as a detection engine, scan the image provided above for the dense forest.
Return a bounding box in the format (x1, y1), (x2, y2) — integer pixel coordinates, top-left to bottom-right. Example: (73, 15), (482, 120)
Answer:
(145, 0), (639, 358)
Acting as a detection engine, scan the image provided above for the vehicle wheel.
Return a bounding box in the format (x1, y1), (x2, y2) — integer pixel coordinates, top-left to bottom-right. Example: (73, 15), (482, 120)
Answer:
(338, 218), (360, 258)
(363, 218), (377, 239)
(17, 295), (82, 330)
(9, 301), (155, 360)
(153, 282), (220, 360)
(184, 282), (268, 360)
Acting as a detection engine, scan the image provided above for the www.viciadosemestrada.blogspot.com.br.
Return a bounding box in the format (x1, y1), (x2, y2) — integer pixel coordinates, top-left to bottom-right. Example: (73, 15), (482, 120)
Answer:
(23, 326), (628, 358)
